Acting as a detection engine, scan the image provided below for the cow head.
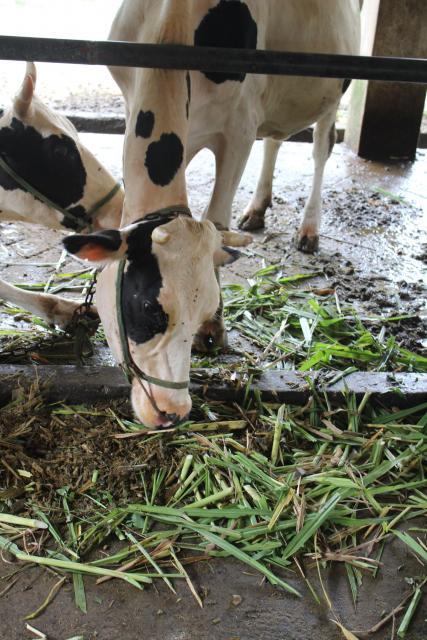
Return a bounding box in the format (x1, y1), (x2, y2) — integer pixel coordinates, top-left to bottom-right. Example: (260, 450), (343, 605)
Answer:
(64, 215), (251, 428)
(0, 63), (123, 231)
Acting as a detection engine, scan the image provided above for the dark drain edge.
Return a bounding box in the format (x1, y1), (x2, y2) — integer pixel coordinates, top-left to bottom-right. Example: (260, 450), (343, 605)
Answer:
(0, 365), (426, 409)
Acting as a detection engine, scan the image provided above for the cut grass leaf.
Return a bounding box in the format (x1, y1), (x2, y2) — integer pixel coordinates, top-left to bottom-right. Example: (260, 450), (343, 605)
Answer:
(0, 514), (47, 530)
(331, 620), (360, 640)
(24, 576), (66, 620)
(185, 521), (301, 597)
(397, 587), (423, 638)
(392, 531), (427, 563)
(282, 491), (353, 560)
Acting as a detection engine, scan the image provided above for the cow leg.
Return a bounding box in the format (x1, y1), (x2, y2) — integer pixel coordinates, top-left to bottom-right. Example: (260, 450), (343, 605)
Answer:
(193, 134), (254, 352)
(238, 138), (282, 231)
(0, 278), (92, 330)
(203, 135), (255, 230)
(297, 106), (339, 253)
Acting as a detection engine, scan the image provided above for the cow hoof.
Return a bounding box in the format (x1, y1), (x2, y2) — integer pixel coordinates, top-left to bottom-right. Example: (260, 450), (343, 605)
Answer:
(238, 210), (265, 231)
(297, 233), (319, 254)
(193, 318), (228, 353)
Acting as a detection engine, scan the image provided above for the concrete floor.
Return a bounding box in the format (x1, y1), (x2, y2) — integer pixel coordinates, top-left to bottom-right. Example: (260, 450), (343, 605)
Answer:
(0, 520), (426, 640)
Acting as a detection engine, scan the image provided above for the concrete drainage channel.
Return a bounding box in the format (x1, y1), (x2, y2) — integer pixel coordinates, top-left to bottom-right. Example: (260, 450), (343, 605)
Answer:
(1, 365), (427, 409)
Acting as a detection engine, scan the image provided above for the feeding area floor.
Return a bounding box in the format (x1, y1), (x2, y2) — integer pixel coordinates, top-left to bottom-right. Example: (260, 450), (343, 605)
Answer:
(0, 138), (426, 640)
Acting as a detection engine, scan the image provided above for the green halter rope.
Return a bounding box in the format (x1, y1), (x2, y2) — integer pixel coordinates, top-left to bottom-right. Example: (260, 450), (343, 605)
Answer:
(115, 205), (191, 391)
(0, 154), (121, 232)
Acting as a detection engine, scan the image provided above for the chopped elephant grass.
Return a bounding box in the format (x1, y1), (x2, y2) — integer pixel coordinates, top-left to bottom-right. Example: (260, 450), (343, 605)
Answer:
(1, 269), (426, 371)
(0, 388), (425, 631)
(222, 270), (427, 373)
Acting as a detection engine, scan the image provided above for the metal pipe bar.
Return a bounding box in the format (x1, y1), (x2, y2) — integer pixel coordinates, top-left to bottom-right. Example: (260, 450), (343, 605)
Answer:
(0, 35), (426, 84)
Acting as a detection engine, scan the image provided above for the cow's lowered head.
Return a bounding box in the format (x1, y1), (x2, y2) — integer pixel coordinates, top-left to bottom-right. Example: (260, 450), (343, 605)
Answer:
(0, 63), (123, 231)
(64, 215), (252, 428)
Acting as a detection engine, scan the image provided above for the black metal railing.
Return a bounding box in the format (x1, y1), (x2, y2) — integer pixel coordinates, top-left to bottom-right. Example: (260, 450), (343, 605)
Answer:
(0, 35), (426, 84)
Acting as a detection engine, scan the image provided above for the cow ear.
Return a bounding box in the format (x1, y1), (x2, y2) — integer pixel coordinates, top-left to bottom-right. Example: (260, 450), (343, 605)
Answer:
(213, 246), (243, 267)
(63, 230), (126, 263)
(14, 65), (36, 118)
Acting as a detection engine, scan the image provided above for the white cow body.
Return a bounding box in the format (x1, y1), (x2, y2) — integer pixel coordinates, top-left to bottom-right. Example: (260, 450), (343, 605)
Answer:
(110, 0), (361, 246)
(67, 0), (361, 428)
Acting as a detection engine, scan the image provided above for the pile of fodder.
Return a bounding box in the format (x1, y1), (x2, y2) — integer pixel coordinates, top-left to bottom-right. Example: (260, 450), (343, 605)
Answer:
(1, 381), (425, 631)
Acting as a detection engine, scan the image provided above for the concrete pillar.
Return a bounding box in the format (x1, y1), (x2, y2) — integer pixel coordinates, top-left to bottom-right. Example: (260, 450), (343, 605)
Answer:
(345, 0), (427, 161)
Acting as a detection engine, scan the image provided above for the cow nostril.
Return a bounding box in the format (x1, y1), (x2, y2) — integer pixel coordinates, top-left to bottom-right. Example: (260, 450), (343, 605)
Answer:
(158, 412), (189, 428)
(205, 334), (215, 349)
(156, 412), (180, 427)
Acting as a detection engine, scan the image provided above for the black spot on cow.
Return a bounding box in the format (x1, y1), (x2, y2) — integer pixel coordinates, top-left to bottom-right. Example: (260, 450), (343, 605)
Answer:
(145, 133), (183, 186)
(64, 205), (90, 231)
(342, 78), (352, 94)
(122, 221), (169, 344)
(186, 72), (191, 102)
(63, 229), (122, 255)
(135, 110), (155, 139)
(194, 0), (257, 84)
(186, 72), (191, 119)
(0, 118), (87, 229)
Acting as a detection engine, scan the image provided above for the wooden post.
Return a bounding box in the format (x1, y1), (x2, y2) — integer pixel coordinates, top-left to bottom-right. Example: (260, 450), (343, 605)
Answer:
(345, 0), (427, 161)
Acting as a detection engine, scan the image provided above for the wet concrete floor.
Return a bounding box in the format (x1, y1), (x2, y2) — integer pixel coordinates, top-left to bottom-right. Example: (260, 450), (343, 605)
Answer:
(1, 136), (426, 291)
(1, 520), (426, 640)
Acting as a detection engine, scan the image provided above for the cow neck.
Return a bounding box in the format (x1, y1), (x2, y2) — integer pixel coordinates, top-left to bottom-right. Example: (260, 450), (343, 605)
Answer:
(0, 153), (121, 232)
(115, 205), (191, 394)
(122, 63), (190, 224)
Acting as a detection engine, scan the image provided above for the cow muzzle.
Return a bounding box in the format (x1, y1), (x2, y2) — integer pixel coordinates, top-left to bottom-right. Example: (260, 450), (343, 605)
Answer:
(131, 383), (192, 429)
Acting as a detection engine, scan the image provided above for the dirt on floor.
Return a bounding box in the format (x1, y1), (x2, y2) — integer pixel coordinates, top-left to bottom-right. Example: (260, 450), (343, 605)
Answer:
(1, 545), (426, 640)
(1, 136), (426, 360)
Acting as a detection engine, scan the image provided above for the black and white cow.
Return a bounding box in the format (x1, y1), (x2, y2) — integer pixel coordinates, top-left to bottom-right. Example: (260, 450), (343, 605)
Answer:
(65, 0), (361, 428)
(0, 61), (244, 410)
(0, 63), (124, 327)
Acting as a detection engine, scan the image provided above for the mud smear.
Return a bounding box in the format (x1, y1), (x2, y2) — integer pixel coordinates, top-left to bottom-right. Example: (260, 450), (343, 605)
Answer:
(223, 185), (426, 356)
